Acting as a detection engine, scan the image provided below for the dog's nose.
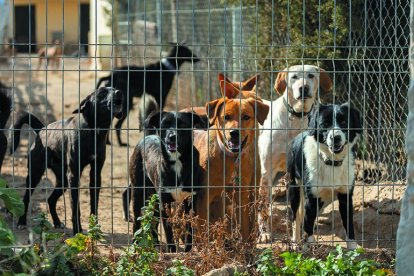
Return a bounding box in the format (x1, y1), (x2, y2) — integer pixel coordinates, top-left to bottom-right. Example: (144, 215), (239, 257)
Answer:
(332, 135), (342, 144)
(299, 86), (310, 98)
(230, 129), (239, 140)
(168, 133), (176, 141)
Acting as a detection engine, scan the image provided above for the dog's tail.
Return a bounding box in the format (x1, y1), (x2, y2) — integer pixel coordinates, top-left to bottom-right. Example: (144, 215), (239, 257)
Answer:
(11, 111), (45, 154)
(139, 93), (159, 130)
(96, 75), (111, 89)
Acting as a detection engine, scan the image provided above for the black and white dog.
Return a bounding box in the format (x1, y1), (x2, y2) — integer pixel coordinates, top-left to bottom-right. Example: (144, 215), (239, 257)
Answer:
(124, 111), (203, 252)
(287, 103), (362, 249)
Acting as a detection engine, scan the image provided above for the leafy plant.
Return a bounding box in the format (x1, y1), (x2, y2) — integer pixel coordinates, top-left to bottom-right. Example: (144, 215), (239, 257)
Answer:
(65, 214), (114, 275)
(166, 259), (195, 276)
(116, 193), (160, 276)
(256, 245), (390, 276)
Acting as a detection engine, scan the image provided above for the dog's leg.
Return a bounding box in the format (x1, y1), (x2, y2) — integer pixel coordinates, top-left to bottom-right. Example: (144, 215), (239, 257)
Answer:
(183, 198), (194, 252)
(338, 192), (357, 249)
(122, 185), (133, 221)
(89, 159), (105, 217)
(67, 165), (83, 235)
(115, 116), (127, 147)
(0, 131), (6, 173)
(303, 195), (324, 247)
(288, 179), (304, 242)
(160, 199), (176, 253)
(17, 147), (47, 228)
(240, 189), (254, 241)
(48, 163), (68, 228)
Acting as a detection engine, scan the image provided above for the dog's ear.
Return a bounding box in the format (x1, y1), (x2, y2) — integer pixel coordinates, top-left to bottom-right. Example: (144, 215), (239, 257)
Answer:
(145, 111), (163, 129)
(183, 112), (207, 129)
(246, 98), (270, 126)
(342, 104), (363, 134)
(73, 94), (92, 114)
(319, 68), (333, 92)
(241, 74), (260, 91)
(219, 79), (240, 99)
(206, 98), (224, 124)
(274, 69), (288, 95)
(307, 107), (320, 136)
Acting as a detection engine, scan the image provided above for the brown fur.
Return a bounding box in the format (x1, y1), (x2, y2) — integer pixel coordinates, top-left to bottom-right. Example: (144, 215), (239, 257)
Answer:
(37, 39), (63, 71)
(181, 73), (261, 118)
(194, 82), (269, 242)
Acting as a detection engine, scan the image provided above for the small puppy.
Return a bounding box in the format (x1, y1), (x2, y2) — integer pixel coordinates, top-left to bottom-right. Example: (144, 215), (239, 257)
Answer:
(286, 103), (362, 249)
(12, 87), (123, 234)
(124, 111), (203, 252)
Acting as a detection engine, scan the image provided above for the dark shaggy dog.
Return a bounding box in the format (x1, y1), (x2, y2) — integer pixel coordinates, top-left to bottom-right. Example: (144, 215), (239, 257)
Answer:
(123, 111), (203, 252)
(96, 44), (200, 146)
(287, 103), (362, 249)
(0, 81), (11, 174)
(11, 87), (123, 234)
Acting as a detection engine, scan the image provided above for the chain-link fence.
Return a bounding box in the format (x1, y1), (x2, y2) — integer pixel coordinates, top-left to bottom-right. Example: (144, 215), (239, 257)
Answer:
(0, 0), (407, 257)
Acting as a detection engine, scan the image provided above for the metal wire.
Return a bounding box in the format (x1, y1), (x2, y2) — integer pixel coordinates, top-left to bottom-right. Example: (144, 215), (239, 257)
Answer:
(0, 0), (407, 250)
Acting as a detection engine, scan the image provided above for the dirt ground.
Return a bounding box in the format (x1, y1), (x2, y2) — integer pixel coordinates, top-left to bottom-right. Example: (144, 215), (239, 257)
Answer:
(0, 55), (404, 256)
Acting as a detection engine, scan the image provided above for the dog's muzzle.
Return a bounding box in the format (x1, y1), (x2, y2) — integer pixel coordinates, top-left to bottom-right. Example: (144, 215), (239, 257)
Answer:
(165, 134), (177, 152)
(226, 136), (248, 153)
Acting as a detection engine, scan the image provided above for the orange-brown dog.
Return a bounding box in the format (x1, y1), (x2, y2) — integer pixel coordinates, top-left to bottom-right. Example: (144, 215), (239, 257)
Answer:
(181, 73), (260, 116)
(193, 80), (269, 241)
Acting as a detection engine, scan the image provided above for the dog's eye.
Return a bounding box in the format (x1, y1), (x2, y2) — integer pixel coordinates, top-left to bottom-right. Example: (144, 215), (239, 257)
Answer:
(308, 74), (314, 79)
(292, 75), (298, 79)
(224, 114), (232, 121)
(241, 114), (250, 121)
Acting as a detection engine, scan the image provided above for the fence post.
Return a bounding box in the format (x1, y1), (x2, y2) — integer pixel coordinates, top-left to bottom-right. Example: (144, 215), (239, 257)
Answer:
(397, 0), (414, 274)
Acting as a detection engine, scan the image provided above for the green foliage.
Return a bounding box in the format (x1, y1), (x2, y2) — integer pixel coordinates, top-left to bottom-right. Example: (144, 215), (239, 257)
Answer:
(166, 259), (195, 276)
(227, 0), (363, 97)
(256, 245), (389, 276)
(0, 178), (23, 257)
(256, 248), (279, 276)
(116, 193), (159, 276)
(0, 177), (24, 218)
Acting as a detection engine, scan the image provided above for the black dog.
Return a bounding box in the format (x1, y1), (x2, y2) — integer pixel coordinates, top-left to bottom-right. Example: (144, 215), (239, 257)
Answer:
(287, 103), (362, 249)
(96, 43), (200, 146)
(123, 111), (203, 252)
(0, 81), (11, 174)
(12, 87), (123, 234)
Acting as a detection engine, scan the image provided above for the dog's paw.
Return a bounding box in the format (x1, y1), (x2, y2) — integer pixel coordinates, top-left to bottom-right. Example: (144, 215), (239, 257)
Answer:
(258, 231), (272, 243)
(17, 224), (27, 230)
(54, 222), (65, 229)
(346, 240), (358, 250)
(123, 215), (133, 222)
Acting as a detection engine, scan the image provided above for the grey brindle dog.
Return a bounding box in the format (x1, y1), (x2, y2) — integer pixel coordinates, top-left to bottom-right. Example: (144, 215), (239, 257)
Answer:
(11, 87), (123, 234)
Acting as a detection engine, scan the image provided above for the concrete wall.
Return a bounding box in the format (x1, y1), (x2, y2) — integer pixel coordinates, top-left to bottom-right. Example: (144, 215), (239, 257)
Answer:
(11, 0), (89, 46)
(396, 1), (414, 274)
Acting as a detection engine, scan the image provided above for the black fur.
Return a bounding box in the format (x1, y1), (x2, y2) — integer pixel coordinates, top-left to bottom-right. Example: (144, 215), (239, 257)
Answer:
(12, 87), (123, 235)
(123, 111), (203, 252)
(96, 44), (200, 146)
(287, 103), (362, 246)
(0, 82), (11, 174)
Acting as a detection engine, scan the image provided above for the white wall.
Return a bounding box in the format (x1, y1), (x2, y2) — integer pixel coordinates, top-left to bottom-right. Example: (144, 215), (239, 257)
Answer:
(89, 0), (113, 70)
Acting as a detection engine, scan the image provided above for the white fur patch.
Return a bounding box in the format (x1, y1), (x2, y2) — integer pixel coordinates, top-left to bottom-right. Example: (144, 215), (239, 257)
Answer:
(303, 136), (355, 204)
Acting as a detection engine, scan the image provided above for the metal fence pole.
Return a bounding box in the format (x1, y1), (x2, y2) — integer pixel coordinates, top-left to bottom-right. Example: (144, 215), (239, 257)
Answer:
(397, 0), (414, 274)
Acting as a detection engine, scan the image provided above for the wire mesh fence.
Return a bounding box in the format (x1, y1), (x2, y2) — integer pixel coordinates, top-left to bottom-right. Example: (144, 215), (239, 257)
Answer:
(0, 0), (408, 256)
